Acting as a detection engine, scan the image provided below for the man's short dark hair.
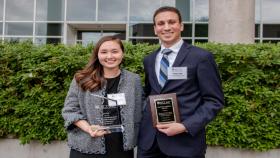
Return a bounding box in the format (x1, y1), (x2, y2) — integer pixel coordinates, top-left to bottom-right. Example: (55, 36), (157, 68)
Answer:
(153, 6), (182, 25)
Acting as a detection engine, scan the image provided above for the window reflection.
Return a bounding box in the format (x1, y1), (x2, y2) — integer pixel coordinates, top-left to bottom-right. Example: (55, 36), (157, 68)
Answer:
(176, 0), (191, 22)
(0, 23), (2, 34)
(194, 39), (208, 43)
(195, 0), (208, 22)
(263, 24), (280, 38)
(255, 24), (260, 38)
(77, 31), (126, 46)
(263, 0), (280, 22)
(67, 0), (96, 21)
(182, 24), (192, 37)
(98, 0), (127, 21)
(161, 0), (176, 6)
(36, 23), (63, 36)
(129, 38), (159, 45)
(36, 0), (64, 21)
(5, 23), (33, 35)
(263, 40), (280, 43)
(6, 0), (33, 21)
(195, 24), (208, 37)
(255, 0), (261, 22)
(130, 0), (160, 21)
(0, 0), (3, 21)
(35, 38), (61, 45)
(130, 24), (156, 37)
(4, 37), (32, 43)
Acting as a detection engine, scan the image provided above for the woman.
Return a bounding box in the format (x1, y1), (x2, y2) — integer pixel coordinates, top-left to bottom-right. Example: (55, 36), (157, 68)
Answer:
(62, 36), (143, 158)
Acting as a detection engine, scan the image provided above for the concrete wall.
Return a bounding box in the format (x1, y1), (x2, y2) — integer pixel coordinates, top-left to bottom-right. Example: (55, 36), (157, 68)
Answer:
(208, 0), (255, 44)
(0, 139), (279, 158)
(66, 25), (77, 45)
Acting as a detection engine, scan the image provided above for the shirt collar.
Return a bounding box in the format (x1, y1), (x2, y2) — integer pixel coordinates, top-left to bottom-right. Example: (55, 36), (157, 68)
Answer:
(160, 39), (184, 54)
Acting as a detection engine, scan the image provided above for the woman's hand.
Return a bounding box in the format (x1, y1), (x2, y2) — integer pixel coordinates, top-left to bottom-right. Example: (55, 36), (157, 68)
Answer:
(74, 120), (109, 137)
(88, 125), (109, 137)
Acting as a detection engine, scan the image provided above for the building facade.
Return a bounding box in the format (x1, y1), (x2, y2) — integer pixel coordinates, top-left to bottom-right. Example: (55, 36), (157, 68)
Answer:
(0, 0), (279, 45)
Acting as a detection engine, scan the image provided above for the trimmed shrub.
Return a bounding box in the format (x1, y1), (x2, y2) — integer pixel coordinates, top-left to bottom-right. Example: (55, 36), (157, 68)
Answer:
(0, 41), (279, 151)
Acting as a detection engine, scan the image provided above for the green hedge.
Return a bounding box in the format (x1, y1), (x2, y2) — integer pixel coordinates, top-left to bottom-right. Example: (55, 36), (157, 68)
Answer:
(0, 41), (279, 151)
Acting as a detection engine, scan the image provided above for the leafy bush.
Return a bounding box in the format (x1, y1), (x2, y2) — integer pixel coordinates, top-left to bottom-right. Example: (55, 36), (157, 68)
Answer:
(0, 41), (279, 151)
(199, 43), (280, 151)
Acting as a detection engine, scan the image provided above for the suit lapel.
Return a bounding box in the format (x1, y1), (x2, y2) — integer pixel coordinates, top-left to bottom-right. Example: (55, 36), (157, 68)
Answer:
(172, 42), (191, 67)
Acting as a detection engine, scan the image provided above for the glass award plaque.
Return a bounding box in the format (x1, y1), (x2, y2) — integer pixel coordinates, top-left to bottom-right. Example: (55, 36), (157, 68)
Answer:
(149, 93), (180, 127)
(90, 94), (124, 133)
(101, 106), (123, 133)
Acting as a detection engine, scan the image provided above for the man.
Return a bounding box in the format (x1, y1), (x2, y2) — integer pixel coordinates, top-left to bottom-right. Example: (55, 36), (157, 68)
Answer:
(138, 6), (224, 158)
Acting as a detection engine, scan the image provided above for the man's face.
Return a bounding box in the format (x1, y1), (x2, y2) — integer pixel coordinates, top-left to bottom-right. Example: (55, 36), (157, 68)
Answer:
(154, 11), (183, 48)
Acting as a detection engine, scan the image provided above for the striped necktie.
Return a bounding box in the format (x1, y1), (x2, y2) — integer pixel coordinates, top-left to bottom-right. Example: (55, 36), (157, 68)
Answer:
(159, 49), (172, 88)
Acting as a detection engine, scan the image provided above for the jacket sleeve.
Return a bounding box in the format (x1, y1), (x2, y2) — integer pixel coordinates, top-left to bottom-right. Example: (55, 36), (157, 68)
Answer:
(134, 75), (144, 124)
(143, 57), (151, 97)
(62, 78), (86, 130)
(182, 53), (224, 136)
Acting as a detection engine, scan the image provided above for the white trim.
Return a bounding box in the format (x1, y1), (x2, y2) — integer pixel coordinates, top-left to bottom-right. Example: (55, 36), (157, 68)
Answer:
(63, 0), (67, 44)
(260, 0), (263, 43)
(126, 0), (130, 41)
(33, 21), (64, 23)
(191, 0), (195, 44)
(2, 0), (6, 41)
(32, 0), (36, 43)
(4, 35), (33, 38)
(4, 21), (34, 23)
(96, 0), (98, 21)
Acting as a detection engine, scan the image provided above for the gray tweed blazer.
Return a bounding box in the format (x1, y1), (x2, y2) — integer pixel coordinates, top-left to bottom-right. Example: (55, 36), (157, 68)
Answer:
(62, 69), (143, 154)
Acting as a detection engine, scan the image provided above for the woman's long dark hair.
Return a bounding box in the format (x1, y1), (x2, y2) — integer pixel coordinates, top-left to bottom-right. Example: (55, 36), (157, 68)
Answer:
(74, 36), (124, 91)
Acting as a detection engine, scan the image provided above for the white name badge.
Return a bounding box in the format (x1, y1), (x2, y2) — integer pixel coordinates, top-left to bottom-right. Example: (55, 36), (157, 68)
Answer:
(167, 67), (187, 80)
(107, 93), (126, 106)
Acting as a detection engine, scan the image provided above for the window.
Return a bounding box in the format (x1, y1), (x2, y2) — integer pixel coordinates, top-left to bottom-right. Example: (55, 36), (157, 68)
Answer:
(130, 24), (156, 37)
(176, 0), (191, 22)
(0, 22), (2, 35)
(262, 0), (280, 22)
(182, 24), (192, 37)
(130, 0), (160, 21)
(255, 0), (261, 22)
(195, 24), (208, 37)
(36, 0), (64, 21)
(195, 0), (208, 22)
(0, 0), (3, 21)
(6, 0), (34, 21)
(35, 23), (63, 36)
(5, 22), (33, 35)
(255, 24), (260, 38)
(129, 38), (159, 45)
(98, 0), (127, 21)
(4, 37), (32, 43)
(35, 38), (61, 44)
(67, 0), (96, 21)
(263, 24), (280, 38)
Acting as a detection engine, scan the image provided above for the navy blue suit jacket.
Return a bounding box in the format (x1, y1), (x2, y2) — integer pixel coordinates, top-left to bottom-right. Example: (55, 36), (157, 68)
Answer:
(138, 42), (224, 157)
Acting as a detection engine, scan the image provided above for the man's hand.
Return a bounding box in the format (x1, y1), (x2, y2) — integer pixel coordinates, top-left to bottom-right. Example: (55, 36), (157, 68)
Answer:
(156, 123), (187, 136)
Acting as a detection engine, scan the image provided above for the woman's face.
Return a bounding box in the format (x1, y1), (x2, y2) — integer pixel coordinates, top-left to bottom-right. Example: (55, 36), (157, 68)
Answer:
(98, 40), (124, 71)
